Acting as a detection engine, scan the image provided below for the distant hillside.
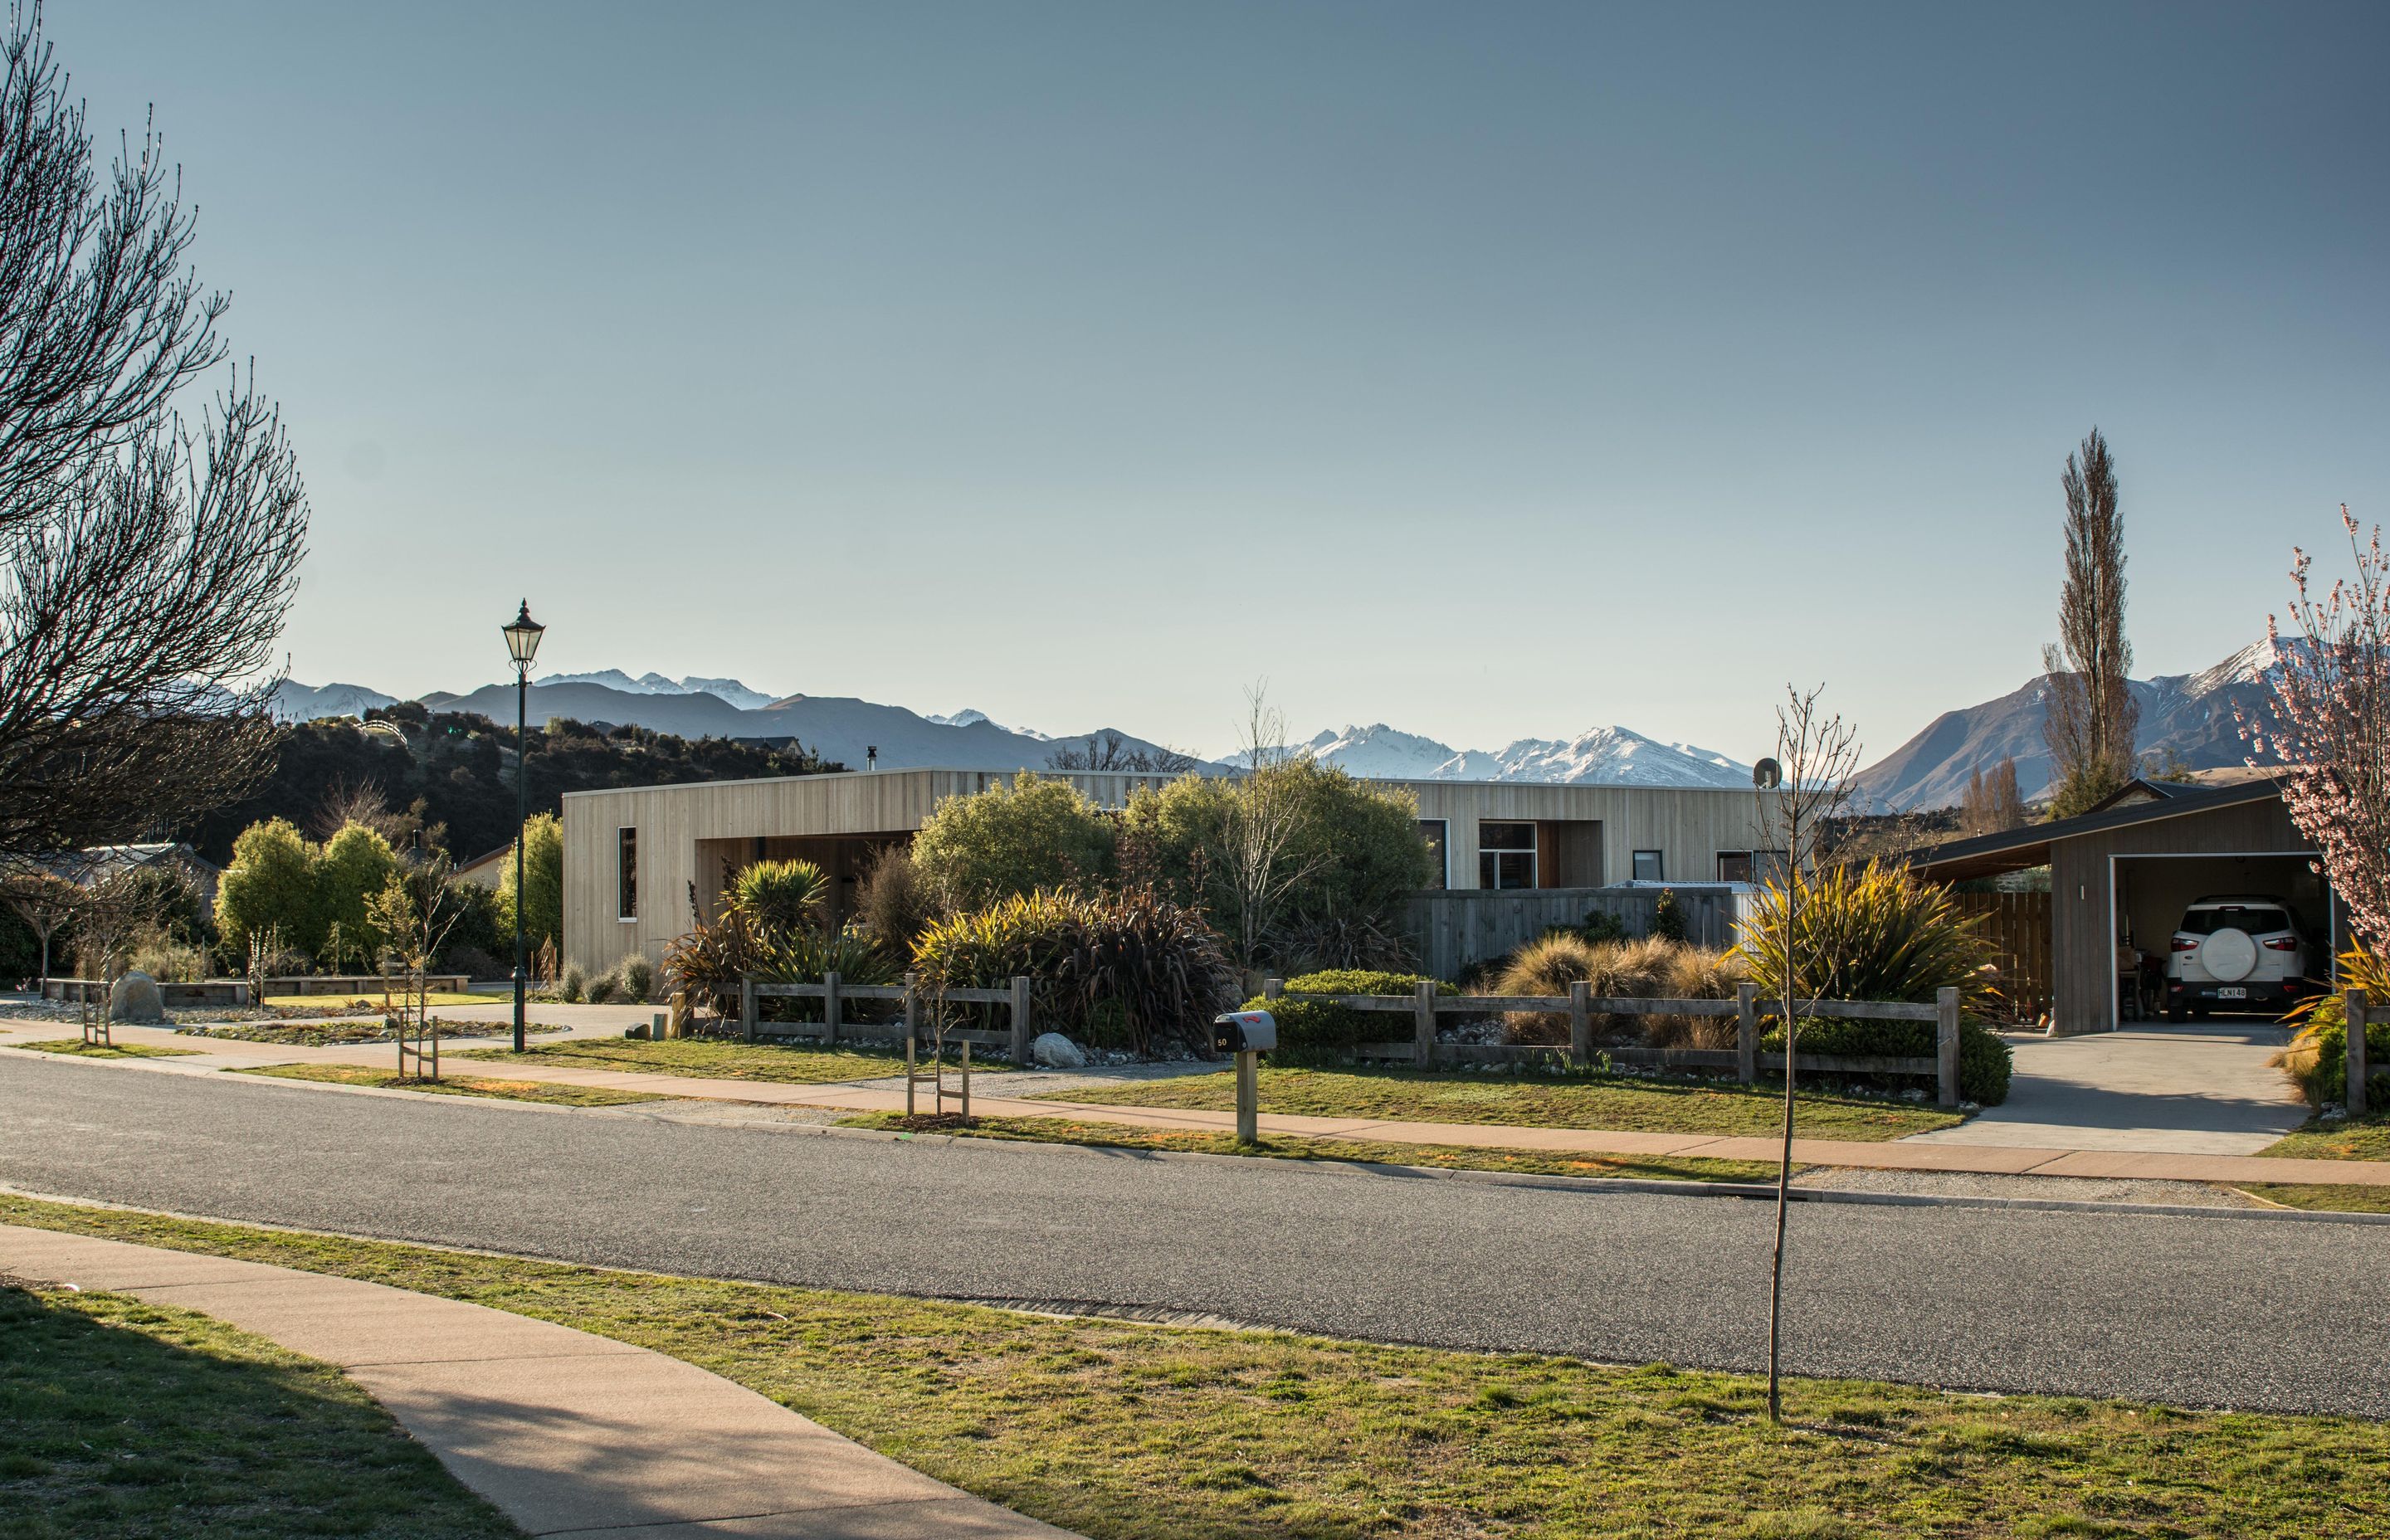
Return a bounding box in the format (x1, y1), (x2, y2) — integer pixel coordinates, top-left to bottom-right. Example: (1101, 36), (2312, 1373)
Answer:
(1853, 641), (2284, 810)
(184, 706), (841, 867)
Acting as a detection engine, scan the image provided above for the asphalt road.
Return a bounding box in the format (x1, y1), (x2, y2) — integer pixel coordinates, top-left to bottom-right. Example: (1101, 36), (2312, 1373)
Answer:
(4, 1054), (2385, 1417)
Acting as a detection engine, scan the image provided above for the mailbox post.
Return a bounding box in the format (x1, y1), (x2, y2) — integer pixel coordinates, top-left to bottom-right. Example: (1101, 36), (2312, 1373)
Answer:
(1213, 1010), (1277, 1147)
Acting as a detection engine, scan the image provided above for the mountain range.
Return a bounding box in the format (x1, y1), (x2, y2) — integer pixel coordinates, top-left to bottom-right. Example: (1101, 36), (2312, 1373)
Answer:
(268, 638), (2281, 803)
(1850, 640), (2281, 810)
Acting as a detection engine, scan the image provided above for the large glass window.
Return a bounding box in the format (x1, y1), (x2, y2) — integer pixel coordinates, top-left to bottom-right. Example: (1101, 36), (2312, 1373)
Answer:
(1632, 849), (1665, 883)
(1479, 821), (1537, 889)
(617, 827), (637, 920)
(1419, 820), (1449, 889)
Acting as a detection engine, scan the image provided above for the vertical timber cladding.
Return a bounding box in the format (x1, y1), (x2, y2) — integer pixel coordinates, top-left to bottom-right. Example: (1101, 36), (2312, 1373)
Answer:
(561, 769), (960, 974)
(563, 771), (1775, 977)
(1403, 782), (1773, 893)
(2046, 795), (2316, 1035)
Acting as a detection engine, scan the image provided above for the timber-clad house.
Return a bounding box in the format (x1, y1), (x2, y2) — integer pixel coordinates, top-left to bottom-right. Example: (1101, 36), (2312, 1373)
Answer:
(559, 769), (1778, 980)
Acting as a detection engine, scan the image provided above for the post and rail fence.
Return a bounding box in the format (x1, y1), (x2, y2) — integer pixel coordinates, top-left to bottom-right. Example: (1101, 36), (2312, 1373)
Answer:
(2351, 987), (2372, 1118)
(739, 971), (1035, 1064)
(1261, 978), (1965, 1108)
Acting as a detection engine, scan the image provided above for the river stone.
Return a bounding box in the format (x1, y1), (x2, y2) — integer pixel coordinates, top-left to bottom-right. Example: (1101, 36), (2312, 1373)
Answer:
(110, 970), (166, 1024)
(1030, 1031), (1085, 1069)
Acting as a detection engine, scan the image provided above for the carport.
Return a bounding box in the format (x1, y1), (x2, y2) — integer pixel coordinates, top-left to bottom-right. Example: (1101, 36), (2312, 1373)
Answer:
(1910, 777), (2344, 1036)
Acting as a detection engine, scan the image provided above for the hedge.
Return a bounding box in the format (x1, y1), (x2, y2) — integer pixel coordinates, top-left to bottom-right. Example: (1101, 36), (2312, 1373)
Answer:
(1249, 972), (1454, 1066)
(2287, 1014), (2390, 1110)
(1759, 1016), (2012, 1106)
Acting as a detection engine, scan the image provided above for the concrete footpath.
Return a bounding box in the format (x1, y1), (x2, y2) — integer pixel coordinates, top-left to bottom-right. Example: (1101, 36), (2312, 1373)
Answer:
(5, 1015), (2387, 1192)
(0, 1222), (1076, 1539)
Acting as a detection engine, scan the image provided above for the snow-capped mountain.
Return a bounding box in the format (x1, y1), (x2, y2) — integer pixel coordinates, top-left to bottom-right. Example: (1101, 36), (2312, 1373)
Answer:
(1851, 639), (2288, 811)
(270, 680), (398, 722)
(1293, 723), (1753, 788)
(536, 670), (777, 710)
(926, 708), (1050, 741)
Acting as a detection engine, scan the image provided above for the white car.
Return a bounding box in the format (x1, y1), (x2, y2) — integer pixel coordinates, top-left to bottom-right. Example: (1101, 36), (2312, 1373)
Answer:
(2163, 896), (2314, 1020)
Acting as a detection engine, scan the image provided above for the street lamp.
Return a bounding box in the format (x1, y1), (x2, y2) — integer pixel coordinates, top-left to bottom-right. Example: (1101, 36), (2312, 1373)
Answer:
(502, 600), (545, 1052)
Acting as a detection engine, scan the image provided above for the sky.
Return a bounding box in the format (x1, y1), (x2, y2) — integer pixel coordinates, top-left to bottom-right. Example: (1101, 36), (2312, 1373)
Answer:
(44, 1), (2390, 763)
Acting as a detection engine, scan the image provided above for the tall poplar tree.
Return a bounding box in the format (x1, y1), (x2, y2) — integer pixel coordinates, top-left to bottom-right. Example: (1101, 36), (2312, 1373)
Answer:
(2041, 429), (2138, 817)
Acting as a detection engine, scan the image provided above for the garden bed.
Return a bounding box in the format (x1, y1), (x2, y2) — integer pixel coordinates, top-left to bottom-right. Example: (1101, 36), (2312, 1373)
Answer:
(180, 1019), (568, 1047)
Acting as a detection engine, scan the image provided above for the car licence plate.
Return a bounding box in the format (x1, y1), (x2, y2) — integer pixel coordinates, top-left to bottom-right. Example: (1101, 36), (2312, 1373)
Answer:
(2217, 987), (2246, 1000)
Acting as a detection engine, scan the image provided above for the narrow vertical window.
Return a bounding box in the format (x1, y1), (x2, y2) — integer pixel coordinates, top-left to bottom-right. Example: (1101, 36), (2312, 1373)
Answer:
(617, 827), (637, 920)
(1419, 821), (1448, 889)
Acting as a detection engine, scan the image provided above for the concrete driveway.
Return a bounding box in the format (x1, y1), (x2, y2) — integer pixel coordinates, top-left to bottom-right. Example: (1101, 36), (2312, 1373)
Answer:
(1906, 1021), (2310, 1155)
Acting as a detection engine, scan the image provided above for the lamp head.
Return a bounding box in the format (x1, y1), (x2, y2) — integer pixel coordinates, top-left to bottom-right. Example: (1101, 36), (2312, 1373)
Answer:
(1753, 758), (1783, 792)
(501, 600), (545, 669)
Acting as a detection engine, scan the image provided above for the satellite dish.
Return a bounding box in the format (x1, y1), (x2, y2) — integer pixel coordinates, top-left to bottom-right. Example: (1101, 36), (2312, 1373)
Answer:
(1753, 758), (1783, 791)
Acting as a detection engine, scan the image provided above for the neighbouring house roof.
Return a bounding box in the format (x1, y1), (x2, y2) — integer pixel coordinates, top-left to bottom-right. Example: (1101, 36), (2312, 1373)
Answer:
(1907, 777), (2295, 883)
(45, 843), (223, 885)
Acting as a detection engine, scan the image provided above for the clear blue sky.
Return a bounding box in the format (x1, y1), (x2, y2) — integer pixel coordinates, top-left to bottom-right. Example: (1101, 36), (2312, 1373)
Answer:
(48, 1), (2390, 763)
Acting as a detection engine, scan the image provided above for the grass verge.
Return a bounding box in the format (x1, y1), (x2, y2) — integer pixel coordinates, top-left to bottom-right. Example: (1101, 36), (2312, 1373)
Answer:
(186, 1020), (568, 1047)
(11, 1038), (201, 1060)
(231, 1062), (666, 1108)
(1, 1192), (2383, 1538)
(1039, 1065), (1959, 1141)
(2240, 1115), (2390, 1213)
(0, 1276), (516, 1538)
(452, 1035), (1008, 1084)
(838, 1110), (1784, 1184)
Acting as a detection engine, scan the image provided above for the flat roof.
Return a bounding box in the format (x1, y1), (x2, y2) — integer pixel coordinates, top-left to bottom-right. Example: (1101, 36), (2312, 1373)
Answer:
(1907, 777), (2292, 881)
(560, 767), (1761, 800)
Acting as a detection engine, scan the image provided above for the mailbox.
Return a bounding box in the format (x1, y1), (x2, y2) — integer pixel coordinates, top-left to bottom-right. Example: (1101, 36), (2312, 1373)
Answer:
(1212, 1009), (1277, 1056)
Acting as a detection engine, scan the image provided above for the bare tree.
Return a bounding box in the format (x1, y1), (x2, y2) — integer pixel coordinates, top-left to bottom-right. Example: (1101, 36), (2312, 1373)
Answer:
(0, 5), (308, 861)
(1757, 684), (1862, 1424)
(365, 850), (469, 1075)
(2245, 507), (2390, 951)
(1046, 729), (1200, 774)
(2041, 428), (2137, 817)
(1958, 758), (2025, 836)
(1216, 684), (1327, 972)
(0, 858), (79, 984)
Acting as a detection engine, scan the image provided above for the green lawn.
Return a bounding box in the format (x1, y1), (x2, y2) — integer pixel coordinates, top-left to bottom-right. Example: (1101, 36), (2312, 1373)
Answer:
(1039, 1065), (1961, 1141)
(12, 1038), (201, 1060)
(453, 1035), (1008, 1084)
(0, 1278), (517, 1538)
(2238, 1116), (2390, 1212)
(840, 1111), (1784, 1183)
(232, 1062), (667, 1108)
(3, 1193), (2383, 1539)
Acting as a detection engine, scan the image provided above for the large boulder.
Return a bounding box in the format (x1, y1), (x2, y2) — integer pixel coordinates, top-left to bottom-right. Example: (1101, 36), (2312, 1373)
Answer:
(110, 970), (166, 1025)
(1029, 1031), (1085, 1069)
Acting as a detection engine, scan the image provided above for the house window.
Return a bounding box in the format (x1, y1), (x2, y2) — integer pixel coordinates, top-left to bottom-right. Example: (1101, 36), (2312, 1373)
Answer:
(1716, 850), (1753, 884)
(617, 827), (637, 920)
(1479, 821), (1537, 889)
(1420, 821), (1449, 889)
(1632, 849), (1664, 883)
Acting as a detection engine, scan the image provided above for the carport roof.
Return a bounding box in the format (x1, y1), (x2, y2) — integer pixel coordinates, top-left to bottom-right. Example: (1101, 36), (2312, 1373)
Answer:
(1906, 777), (2293, 883)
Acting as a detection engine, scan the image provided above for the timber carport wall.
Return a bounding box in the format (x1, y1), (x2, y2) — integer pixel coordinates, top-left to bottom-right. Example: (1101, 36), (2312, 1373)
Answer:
(1910, 780), (2344, 1035)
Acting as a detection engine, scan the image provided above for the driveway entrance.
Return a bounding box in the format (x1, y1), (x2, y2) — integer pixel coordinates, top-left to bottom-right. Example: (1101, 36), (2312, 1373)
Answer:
(1904, 1021), (2308, 1155)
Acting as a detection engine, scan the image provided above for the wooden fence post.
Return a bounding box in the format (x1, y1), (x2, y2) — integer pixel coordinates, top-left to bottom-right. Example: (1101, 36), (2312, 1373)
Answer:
(1263, 977), (1284, 1001)
(740, 977), (756, 1045)
(1935, 986), (1961, 1108)
(1568, 981), (1591, 1069)
(2349, 989), (2371, 1117)
(1010, 976), (1032, 1064)
(1736, 982), (1759, 1085)
(823, 971), (841, 1043)
(1413, 979), (1436, 1069)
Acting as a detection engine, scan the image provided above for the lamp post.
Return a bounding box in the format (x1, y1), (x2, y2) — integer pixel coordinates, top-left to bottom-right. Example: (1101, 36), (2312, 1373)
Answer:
(502, 601), (546, 1052)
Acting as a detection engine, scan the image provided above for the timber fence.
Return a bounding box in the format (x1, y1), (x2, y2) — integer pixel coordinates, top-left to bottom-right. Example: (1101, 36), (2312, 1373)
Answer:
(1261, 978), (1965, 1109)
